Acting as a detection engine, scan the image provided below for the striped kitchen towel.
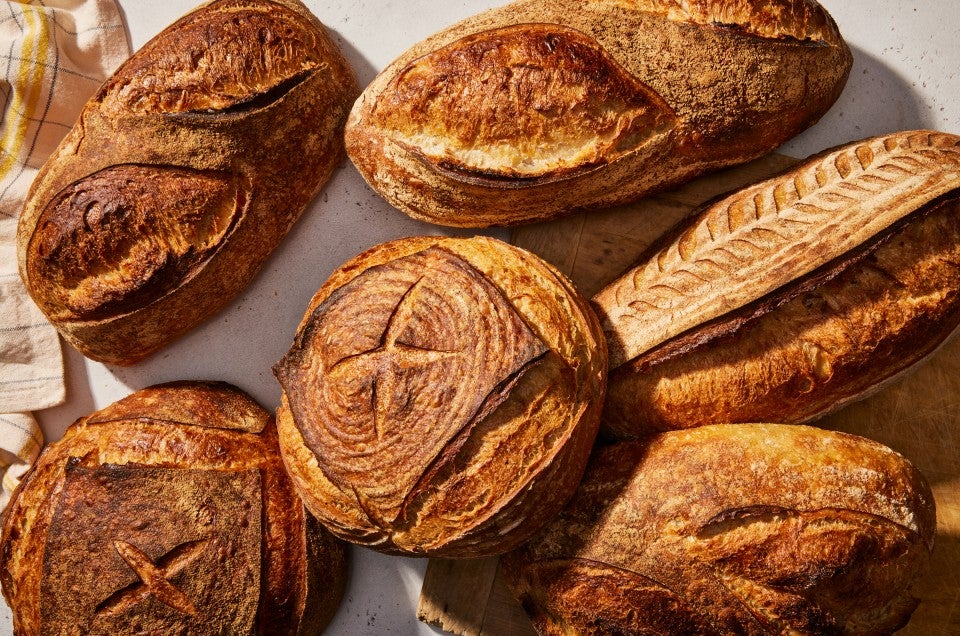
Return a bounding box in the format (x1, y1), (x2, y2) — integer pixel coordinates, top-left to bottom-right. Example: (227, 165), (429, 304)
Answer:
(0, 0), (129, 506)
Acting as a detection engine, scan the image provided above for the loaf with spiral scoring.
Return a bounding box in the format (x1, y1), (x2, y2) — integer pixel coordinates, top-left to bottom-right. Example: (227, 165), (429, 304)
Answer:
(16, 0), (359, 364)
(594, 131), (960, 437)
(274, 236), (607, 557)
(503, 424), (936, 635)
(0, 381), (347, 635)
(345, 0), (851, 227)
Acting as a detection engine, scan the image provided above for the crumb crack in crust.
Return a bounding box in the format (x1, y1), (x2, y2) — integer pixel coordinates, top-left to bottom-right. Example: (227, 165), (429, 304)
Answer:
(276, 246), (550, 525)
(373, 23), (678, 184)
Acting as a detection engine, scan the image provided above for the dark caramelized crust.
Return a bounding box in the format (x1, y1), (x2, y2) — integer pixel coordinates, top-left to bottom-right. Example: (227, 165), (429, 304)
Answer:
(16, 0), (359, 364)
(276, 247), (549, 525)
(345, 0), (850, 226)
(503, 425), (936, 636)
(42, 464), (262, 634)
(100, 0), (325, 116)
(275, 236), (607, 557)
(0, 382), (347, 636)
(27, 165), (246, 322)
(594, 131), (960, 436)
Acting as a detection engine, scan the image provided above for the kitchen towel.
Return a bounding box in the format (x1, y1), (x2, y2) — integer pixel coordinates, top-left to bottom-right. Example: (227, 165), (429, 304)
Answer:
(0, 0), (129, 507)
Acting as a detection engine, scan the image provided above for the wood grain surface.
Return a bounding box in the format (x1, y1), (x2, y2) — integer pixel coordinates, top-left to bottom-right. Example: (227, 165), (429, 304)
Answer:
(417, 153), (960, 635)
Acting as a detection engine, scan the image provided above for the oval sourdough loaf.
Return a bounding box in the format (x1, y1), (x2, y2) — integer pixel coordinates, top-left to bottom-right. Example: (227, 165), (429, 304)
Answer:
(503, 424), (936, 636)
(273, 236), (607, 557)
(345, 0), (851, 227)
(17, 0), (359, 365)
(0, 381), (347, 635)
(593, 130), (960, 436)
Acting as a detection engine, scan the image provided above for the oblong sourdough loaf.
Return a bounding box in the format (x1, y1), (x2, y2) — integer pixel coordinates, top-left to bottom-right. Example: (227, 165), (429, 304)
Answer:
(273, 236), (607, 557)
(594, 130), (960, 436)
(17, 0), (359, 365)
(503, 424), (936, 636)
(0, 382), (347, 635)
(345, 0), (851, 227)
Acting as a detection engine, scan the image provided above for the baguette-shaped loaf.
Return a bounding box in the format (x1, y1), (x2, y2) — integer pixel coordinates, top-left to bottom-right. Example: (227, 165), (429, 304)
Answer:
(0, 382), (347, 635)
(17, 0), (359, 364)
(594, 131), (960, 435)
(503, 424), (936, 635)
(274, 236), (607, 557)
(345, 0), (851, 227)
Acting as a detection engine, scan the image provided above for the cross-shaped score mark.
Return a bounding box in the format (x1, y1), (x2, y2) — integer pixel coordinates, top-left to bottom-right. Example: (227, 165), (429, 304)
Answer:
(95, 538), (207, 618)
(327, 278), (461, 440)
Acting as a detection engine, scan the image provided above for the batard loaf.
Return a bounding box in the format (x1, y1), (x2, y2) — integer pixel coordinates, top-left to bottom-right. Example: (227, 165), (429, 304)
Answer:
(345, 0), (852, 227)
(502, 424), (936, 635)
(0, 381), (347, 635)
(273, 236), (607, 557)
(593, 130), (960, 437)
(16, 0), (359, 365)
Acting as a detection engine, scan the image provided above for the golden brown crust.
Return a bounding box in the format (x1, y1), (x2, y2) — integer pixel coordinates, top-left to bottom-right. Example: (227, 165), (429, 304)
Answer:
(0, 382), (347, 635)
(594, 131), (960, 436)
(345, 0), (851, 227)
(503, 424), (936, 636)
(274, 236), (607, 557)
(17, 0), (359, 364)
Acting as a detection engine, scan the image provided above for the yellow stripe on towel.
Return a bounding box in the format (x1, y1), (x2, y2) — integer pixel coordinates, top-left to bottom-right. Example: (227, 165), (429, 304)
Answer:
(0, 2), (51, 182)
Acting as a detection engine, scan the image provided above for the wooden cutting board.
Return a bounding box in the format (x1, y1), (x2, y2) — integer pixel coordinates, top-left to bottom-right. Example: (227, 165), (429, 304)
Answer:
(417, 153), (960, 635)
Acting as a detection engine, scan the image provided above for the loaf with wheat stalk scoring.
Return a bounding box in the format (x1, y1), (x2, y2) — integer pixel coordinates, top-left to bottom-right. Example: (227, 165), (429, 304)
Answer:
(345, 0), (851, 227)
(273, 236), (607, 558)
(0, 382), (347, 635)
(593, 130), (960, 437)
(502, 424), (936, 636)
(16, 0), (359, 365)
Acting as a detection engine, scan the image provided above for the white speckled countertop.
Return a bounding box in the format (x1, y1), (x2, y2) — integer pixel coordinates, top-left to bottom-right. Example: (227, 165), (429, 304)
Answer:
(5, 1), (960, 633)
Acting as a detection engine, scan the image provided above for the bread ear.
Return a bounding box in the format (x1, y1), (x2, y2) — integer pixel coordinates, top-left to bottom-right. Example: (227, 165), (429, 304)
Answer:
(595, 131), (960, 436)
(275, 236), (607, 558)
(345, 0), (851, 226)
(17, 0), (359, 365)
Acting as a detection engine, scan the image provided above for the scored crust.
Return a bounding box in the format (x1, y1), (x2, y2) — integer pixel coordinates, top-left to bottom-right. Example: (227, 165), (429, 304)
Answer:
(593, 131), (960, 435)
(274, 236), (607, 557)
(0, 381), (346, 635)
(503, 424), (936, 635)
(17, 0), (359, 364)
(345, 0), (851, 226)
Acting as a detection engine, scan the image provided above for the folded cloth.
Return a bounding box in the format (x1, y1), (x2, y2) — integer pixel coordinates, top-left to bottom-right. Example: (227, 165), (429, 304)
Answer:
(0, 412), (41, 509)
(0, 0), (129, 507)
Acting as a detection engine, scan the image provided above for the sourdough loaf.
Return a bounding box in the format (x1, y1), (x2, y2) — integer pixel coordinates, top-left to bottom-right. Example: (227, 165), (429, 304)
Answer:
(0, 381), (347, 635)
(345, 0), (851, 227)
(594, 131), (960, 436)
(503, 424), (936, 635)
(274, 236), (607, 557)
(17, 0), (359, 364)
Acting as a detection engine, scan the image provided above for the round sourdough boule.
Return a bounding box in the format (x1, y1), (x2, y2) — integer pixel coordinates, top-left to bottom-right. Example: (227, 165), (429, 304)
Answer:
(273, 236), (607, 557)
(502, 424), (936, 636)
(0, 382), (347, 635)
